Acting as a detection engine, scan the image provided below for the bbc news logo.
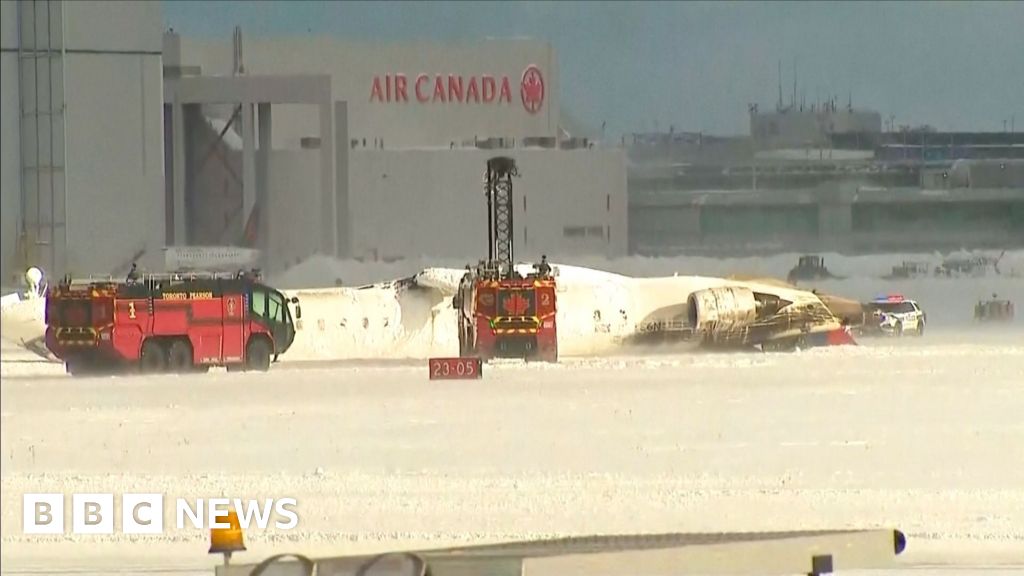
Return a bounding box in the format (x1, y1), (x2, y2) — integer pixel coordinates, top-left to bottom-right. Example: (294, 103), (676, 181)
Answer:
(23, 493), (298, 534)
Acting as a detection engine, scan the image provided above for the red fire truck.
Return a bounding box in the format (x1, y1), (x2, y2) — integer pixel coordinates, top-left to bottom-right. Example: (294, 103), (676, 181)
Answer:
(44, 270), (299, 375)
(454, 157), (558, 362)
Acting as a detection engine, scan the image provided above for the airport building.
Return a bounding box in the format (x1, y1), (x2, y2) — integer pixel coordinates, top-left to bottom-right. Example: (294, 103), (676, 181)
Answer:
(1, 0), (165, 283)
(162, 30), (626, 272)
(1, 0), (627, 283)
(628, 106), (1024, 256)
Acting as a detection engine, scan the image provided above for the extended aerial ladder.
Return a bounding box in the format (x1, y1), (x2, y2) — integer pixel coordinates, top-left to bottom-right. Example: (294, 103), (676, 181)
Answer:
(484, 156), (518, 278)
(455, 157), (558, 362)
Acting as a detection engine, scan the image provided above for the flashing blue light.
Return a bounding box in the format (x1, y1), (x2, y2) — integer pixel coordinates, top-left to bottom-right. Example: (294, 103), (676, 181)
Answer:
(873, 294), (905, 303)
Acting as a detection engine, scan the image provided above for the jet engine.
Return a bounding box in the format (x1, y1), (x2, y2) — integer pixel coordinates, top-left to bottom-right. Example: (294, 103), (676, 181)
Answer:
(687, 286), (758, 332)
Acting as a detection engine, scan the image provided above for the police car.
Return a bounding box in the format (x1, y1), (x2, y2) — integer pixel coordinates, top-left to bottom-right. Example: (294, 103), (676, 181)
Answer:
(864, 294), (927, 337)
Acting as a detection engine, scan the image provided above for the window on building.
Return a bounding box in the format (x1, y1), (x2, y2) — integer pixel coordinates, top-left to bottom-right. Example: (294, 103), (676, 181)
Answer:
(564, 226), (607, 240)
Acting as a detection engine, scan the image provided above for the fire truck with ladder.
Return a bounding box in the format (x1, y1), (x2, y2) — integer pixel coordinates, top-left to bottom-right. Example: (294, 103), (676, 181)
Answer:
(44, 269), (300, 375)
(454, 157), (558, 362)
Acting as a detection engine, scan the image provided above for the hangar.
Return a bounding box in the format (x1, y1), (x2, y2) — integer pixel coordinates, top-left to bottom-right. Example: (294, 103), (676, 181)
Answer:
(1, 0), (627, 282)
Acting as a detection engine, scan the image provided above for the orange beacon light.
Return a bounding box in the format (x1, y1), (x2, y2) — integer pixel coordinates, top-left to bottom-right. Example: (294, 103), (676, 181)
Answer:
(209, 509), (247, 565)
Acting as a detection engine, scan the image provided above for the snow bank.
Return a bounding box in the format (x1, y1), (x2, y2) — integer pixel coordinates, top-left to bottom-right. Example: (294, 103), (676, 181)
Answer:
(1, 292), (23, 309)
(273, 250), (1024, 289)
(0, 296), (46, 354)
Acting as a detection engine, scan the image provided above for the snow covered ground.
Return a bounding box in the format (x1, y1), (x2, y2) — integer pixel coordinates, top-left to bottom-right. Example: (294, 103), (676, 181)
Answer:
(1, 253), (1022, 575)
(2, 329), (1023, 575)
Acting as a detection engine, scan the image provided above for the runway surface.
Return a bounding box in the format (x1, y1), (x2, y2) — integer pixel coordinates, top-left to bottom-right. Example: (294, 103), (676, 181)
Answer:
(2, 329), (1022, 575)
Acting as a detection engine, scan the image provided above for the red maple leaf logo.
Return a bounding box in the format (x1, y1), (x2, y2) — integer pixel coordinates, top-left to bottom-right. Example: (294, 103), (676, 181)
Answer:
(521, 65), (544, 114)
(502, 293), (531, 316)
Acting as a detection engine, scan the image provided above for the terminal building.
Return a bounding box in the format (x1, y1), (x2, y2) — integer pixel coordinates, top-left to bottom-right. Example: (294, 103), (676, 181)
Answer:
(628, 102), (1024, 256)
(1, 0), (627, 283)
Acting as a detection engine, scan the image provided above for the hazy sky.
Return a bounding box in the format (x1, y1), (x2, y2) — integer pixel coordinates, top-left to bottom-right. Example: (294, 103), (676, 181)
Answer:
(163, 1), (1024, 137)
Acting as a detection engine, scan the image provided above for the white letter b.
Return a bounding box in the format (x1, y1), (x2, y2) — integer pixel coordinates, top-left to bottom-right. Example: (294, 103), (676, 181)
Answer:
(73, 494), (113, 534)
(23, 494), (63, 534)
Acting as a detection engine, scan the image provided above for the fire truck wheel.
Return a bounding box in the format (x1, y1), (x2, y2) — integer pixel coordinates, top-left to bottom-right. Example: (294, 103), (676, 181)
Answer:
(66, 358), (99, 376)
(167, 340), (194, 373)
(246, 337), (272, 372)
(140, 340), (167, 373)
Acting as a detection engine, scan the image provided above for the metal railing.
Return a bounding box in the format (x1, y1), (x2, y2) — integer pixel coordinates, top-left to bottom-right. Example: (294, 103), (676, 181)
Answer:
(58, 269), (263, 287)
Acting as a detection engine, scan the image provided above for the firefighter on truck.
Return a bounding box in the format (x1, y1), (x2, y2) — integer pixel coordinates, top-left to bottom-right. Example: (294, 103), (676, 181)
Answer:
(44, 267), (300, 375)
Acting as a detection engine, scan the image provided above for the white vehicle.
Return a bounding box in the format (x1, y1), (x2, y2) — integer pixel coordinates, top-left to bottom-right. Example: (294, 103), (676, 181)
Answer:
(865, 294), (926, 337)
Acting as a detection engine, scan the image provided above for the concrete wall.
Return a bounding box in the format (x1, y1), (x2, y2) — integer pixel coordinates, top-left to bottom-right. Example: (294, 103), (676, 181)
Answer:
(62, 0), (164, 275)
(954, 159), (1024, 189)
(244, 146), (627, 270)
(0, 0), (165, 280)
(0, 0), (20, 284)
(171, 35), (559, 149)
(343, 148), (627, 263)
(265, 150), (321, 269)
(630, 187), (1024, 256)
(628, 206), (701, 255)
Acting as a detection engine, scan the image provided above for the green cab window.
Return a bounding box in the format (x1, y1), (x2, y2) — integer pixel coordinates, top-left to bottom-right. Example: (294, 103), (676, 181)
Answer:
(268, 291), (284, 322)
(251, 288), (268, 318)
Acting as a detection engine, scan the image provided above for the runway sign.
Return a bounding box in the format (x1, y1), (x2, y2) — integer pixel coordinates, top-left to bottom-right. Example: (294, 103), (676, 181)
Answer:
(429, 357), (482, 380)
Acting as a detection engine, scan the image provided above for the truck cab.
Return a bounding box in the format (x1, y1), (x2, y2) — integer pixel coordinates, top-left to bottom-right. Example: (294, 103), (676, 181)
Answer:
(249, 283), (299, 357)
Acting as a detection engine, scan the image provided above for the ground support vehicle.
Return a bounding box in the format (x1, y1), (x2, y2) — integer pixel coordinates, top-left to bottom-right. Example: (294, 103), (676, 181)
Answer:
(44, 270), (299, 375)
(787, 254), (842, 283)
(935, 251), (1004, 277)
(975, 296), (1015, 322)
(883, 260), (931, 280)
(454, 157), (558, 362)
